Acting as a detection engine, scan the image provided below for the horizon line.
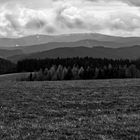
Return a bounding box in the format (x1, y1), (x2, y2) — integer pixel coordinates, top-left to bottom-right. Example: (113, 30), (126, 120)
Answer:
(0, 32), (140, 39)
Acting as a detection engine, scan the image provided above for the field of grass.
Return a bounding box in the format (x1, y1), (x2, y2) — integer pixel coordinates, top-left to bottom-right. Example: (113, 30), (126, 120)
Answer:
(0, 73), (30, 82)
(0, 79), (140, 140)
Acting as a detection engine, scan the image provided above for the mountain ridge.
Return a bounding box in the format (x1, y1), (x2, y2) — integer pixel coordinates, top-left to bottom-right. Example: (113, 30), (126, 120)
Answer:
(8, 45), (140, 62)
(1, 33), (140, 49)
(0, 49), (23, 58)
(10, 39), (126, 53)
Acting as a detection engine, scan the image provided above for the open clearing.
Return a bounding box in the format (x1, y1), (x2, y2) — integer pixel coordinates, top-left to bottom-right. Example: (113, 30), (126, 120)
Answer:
(0, 79), (140, 139)
(0, 73), (30, 82)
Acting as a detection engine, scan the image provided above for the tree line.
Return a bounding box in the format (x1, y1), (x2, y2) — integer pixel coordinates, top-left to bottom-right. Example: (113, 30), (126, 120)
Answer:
(16, 57), (140, 81)
(0, 58), (16, 74)
(1, 57), (140, 80)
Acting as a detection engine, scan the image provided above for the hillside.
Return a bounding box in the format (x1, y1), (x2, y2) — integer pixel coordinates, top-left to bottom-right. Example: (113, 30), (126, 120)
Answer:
(8, 45), (140, 62)
(0, 73), (30, 81)
(0, 49), (23, 58)
(12, 39), (125, 54)
(1, 33), (140, 49)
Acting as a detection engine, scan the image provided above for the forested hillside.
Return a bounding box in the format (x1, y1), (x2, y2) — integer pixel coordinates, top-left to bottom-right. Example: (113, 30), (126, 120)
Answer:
(9, 46), (140, 62)
(17, 57), (140, 81)
(0, 58), (16, 74)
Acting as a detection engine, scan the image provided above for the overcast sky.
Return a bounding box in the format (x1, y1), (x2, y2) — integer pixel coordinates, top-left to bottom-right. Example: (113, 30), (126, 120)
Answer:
(1, 0), (140, 37)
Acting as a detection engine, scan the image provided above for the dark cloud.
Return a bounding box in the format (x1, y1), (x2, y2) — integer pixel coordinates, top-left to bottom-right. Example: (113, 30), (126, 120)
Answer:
(87, 0), (140, 6)
(58, 16), (85, 29)
(25, 17), (56, 33)
(5, 14), (20, 31)
(56, 7), (85, 29)
(25, 19), (46, 30)
(125, 0), (140, 6)
(45, 26), (56, 33)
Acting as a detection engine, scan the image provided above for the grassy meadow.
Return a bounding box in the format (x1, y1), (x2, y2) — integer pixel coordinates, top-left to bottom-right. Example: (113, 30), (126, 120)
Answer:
(0, 77), (140, 139)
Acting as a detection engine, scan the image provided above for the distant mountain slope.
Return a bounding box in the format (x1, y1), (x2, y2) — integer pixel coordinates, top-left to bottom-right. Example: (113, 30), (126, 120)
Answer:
(0, 49), (23, 58)
(12, 39), (125, 54)
(1, 33), (140, 48)
(8, 45), (140, 62)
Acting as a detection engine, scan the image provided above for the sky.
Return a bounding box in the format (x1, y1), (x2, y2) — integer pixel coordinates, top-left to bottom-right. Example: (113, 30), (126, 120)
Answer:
(1, 0), (140, 37)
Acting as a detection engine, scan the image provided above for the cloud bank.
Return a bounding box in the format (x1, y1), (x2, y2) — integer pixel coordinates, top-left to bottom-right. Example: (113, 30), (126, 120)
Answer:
(0, 0), (140, 37)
